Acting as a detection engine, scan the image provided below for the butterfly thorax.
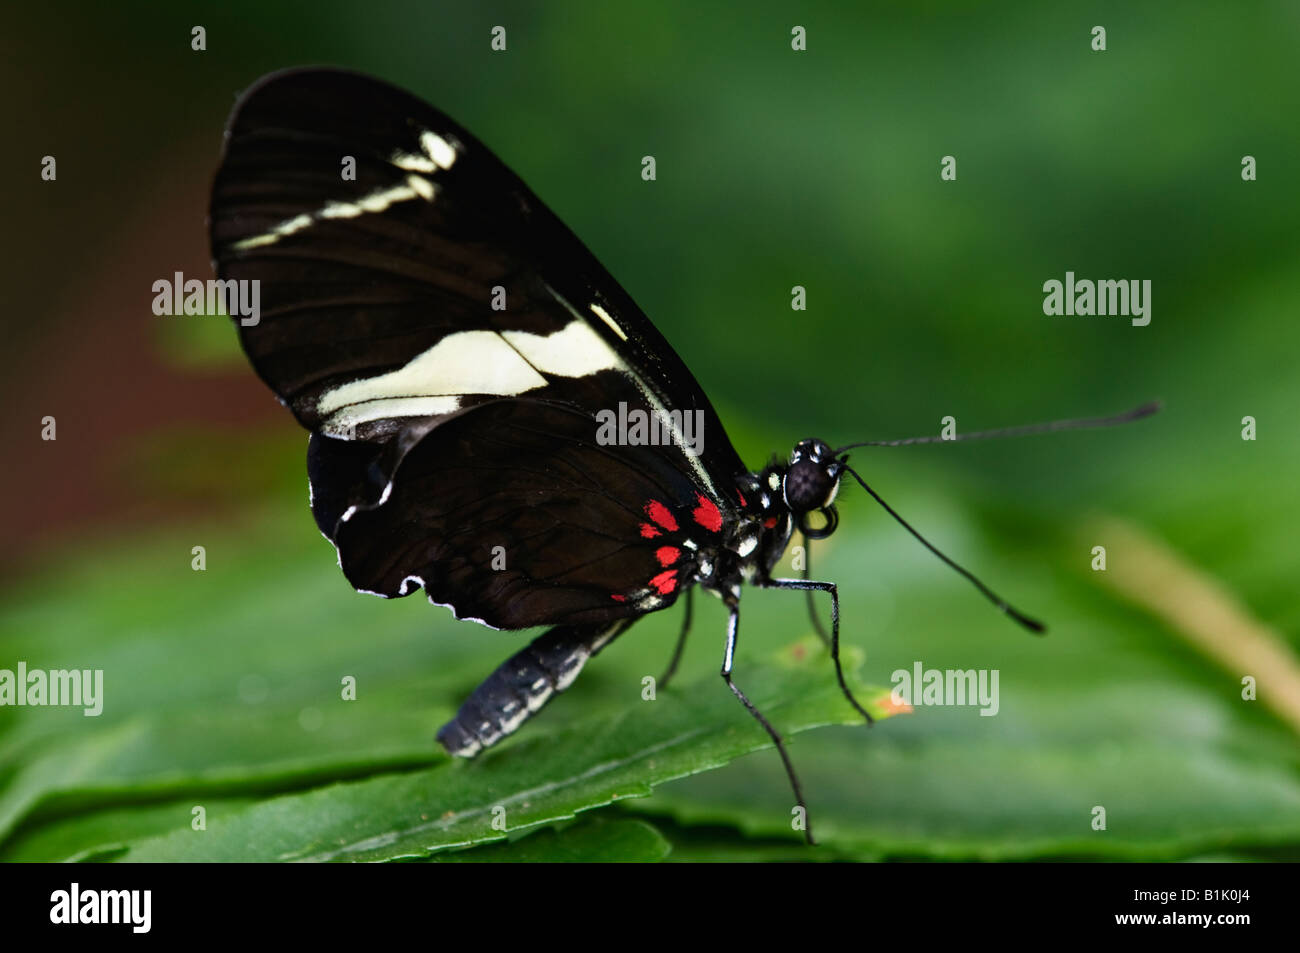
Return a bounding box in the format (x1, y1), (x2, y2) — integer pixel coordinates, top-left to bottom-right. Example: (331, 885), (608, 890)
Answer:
(715, 438), (843, 593)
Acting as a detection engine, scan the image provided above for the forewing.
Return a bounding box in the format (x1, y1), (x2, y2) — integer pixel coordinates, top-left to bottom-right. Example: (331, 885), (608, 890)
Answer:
(211, 68), (742, 481)
(211, 68), (750, 626)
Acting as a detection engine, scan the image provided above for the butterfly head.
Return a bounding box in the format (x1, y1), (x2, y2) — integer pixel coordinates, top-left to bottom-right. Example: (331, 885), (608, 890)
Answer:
(783, 439), (843, 539)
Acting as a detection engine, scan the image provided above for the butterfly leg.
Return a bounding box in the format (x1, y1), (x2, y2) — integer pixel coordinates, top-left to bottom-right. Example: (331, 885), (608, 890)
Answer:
(658, 586), (693, 690)
(801, 533), (831, 647)
(763, 577), (874, 726)
(437, 619), (631, 757)
(719, 595), (814, 845)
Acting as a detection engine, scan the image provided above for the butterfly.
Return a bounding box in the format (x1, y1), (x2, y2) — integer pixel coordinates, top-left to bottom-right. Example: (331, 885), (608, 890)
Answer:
(210, 68), (1158, 843)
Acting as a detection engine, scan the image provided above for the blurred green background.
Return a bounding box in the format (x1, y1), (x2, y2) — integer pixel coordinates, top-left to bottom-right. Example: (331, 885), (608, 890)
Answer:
(1, 1), (1297, 861)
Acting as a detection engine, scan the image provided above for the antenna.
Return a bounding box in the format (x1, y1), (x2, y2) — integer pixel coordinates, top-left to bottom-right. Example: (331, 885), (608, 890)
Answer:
(841, 465), (1046, 634)
(836, 401), (1160, 454)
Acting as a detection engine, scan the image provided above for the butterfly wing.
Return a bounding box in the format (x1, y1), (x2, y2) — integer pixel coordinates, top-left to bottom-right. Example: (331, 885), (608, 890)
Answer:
(212, 67), (736, 456)
(211, 68), (747, 627)
(331, 398), (728, 628)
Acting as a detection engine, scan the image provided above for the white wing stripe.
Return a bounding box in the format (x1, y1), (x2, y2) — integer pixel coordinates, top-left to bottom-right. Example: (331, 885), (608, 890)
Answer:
(231, 177), (435, 251)
(317, 319), (625, 433)
(319, 330), (545, 415)
(501, 320), (620, 377)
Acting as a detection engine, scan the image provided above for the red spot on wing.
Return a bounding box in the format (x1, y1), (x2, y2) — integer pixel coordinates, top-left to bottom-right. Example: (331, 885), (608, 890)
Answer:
(645, 500), (678, 532)
(692, 494), (723, 533)
(764, 516), (778, 529)
(639, 523), (661, 539)
(648, 570), (677, 595)
(610, 593), (627, 602)
(737, 488), (747, 506)
(655, 545), (680, 567)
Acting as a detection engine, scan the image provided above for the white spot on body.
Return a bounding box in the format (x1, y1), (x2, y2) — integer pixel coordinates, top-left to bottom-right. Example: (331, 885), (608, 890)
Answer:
(553, 663), (584, 692)
(525, 685), (554, 714)
(498, 699), (529, 734)
(452, 738), (481, 757)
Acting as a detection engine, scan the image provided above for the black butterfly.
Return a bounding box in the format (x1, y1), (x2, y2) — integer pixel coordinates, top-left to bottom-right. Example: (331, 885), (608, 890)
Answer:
(211, 68), (1157, 842)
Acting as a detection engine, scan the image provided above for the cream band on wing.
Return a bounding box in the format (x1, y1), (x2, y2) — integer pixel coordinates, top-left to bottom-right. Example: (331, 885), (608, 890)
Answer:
(317, 319), (624, 434)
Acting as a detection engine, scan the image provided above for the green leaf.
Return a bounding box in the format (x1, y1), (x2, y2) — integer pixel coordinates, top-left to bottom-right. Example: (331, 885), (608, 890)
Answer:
(4, 468), (1298, 862)
(0, 797), (256, 863)
(626, 726), (1300, 861)
(623, 515), (1300, 860)
(111, 642), (892, 861)
(0, 508), (461, 843)
(638, 812), (873, 862)
(7, 0), (1300, 865)
(425, 817), (670, 863)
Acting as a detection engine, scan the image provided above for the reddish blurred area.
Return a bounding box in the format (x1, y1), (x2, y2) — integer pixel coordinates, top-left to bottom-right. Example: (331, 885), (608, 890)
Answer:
(0, 135), (292, 586)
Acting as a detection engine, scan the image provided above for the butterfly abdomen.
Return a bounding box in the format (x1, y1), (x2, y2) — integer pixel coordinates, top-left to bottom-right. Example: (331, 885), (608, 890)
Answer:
(436, 620), (632, 757)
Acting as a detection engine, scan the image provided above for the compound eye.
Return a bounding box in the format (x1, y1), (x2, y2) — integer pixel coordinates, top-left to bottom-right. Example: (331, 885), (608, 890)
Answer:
(783, 459), (828, 512)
